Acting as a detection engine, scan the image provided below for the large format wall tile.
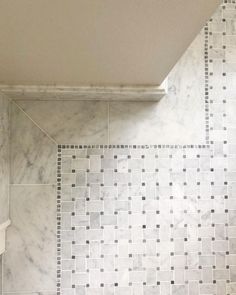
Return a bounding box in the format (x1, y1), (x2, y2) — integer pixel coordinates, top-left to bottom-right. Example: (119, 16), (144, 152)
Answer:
(3, 185), (56, 293)
(109, 31), (205, 145)
(10, 103), (56, 184)
(16, 101), (108, 144)
(0, 94), (9, 224)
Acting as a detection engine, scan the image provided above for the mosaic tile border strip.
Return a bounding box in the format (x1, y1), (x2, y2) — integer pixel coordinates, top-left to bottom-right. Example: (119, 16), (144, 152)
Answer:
(58, 144), (210, 150)
(57, 146), (62, 295)
(204, 23), (210, 145)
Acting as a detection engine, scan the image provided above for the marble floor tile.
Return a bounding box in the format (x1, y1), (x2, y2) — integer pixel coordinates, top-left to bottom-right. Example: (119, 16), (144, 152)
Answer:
(15, 101), (108, 144)
(10, 103), (57, 184)
(3, 185), (56, 293)
(58, 142), (236, 295)
(109, 31), (205, 145)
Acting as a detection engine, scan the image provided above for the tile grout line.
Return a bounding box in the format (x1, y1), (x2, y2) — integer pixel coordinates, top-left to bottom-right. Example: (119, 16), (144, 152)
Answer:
(12, 100), (58, 145)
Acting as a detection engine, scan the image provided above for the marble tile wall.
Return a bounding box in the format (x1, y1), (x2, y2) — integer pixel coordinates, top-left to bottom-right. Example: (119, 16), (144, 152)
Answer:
(4, 185), (56, 293)
(2, 103), (57, 294)
(2, 1), (236, 295)
(10, 102), (56, 184)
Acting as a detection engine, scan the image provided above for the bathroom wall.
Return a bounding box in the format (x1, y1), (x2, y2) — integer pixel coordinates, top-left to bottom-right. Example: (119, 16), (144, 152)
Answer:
(2, 1), (236, 295)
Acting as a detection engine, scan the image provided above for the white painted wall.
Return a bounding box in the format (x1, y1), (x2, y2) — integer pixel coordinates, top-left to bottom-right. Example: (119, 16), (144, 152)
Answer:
(0, 0), (220, 86)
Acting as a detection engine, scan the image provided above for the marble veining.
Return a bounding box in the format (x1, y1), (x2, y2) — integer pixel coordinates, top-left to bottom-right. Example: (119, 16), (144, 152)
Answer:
(15, 101), (108, 145)
(3, 185), (56, 293)
(10, 103), (57, 184)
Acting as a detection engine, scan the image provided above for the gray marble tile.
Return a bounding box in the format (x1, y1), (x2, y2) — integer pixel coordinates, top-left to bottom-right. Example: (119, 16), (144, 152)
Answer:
(10, 103), (56, 184)
(109, 30), (205, 145)
(0, 94), (9, 224)
(15, 101), (108, 144)
(3, 185), (56, 293)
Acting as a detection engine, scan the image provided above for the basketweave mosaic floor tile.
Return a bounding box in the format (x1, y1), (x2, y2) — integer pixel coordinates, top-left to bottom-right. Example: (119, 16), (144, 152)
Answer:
(57, 144), (235, 295)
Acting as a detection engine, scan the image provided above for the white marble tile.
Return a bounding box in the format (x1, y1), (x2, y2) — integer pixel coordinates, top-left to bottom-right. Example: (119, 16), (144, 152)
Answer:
(10, 103), (57, 184)
(109, 30), (205, 145)
(15, 101), (108, 144)
(0, 94), (9, 224)
(3, 185), (56, 293)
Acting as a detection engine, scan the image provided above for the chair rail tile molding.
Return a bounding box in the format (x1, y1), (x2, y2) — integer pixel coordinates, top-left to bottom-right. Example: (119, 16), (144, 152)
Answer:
(0, 85), (166, 102)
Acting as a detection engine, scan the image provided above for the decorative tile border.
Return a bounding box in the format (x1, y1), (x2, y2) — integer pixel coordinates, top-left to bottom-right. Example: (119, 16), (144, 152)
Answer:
(57, 146), (62, 295)
(204, 23), (210, 145)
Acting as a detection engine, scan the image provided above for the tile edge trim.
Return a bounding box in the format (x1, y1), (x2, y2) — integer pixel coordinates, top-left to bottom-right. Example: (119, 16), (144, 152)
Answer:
(0, 85), (166, 102)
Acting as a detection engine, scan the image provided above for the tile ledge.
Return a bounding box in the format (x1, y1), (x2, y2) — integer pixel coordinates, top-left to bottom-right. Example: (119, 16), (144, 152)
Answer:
(0, 219), (11, 255)
(0, 84), (166, 101)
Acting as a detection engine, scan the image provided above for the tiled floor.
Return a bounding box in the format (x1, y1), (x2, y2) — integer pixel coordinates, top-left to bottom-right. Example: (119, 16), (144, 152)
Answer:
(58, 146), (220, 295)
